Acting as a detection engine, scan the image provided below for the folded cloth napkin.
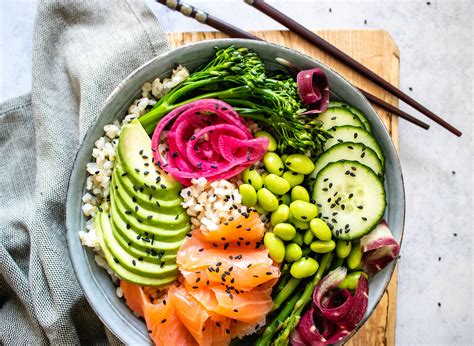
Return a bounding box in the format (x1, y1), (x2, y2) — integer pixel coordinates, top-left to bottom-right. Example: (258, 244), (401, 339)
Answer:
(0, 0), (169, 344)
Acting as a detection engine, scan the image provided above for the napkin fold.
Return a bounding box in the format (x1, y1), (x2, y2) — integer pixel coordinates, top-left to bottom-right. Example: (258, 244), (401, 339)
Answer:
(0, 0), (169, 343)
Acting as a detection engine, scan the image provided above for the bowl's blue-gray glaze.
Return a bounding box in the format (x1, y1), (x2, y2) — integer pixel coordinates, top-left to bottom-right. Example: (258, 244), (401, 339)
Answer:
(66, 39), (404, 345)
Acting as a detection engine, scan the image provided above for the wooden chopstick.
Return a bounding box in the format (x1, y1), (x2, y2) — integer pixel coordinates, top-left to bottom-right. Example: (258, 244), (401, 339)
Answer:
(155, 0), (260, 40)
(244, 0), (461, 137)
(155, 0), (430, 130)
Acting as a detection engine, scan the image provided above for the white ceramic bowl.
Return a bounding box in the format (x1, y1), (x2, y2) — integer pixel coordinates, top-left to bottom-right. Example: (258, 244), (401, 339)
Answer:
(66, 39), (405, 344)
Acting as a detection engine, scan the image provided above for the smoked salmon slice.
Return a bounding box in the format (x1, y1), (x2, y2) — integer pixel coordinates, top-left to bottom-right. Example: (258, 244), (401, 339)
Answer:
(177, 234), (279, 291)
(199, 211), (264, 243)
(120, 281), (196, 346)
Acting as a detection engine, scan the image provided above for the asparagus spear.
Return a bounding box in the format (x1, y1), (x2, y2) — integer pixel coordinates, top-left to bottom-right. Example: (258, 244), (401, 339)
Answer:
(256, 252), (334, 345)
(273, 252), (334, 345)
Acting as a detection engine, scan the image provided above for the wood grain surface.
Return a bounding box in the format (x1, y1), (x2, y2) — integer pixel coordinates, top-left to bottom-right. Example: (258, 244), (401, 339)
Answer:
(168, 29), (399, 345)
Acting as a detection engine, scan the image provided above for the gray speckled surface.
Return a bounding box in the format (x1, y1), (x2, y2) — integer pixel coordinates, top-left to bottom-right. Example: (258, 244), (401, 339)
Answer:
(1, 0), (472, 344)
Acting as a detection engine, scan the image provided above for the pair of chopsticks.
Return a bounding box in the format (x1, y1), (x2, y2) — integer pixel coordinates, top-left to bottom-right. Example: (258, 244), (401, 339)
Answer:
(155, 0), (462, 136)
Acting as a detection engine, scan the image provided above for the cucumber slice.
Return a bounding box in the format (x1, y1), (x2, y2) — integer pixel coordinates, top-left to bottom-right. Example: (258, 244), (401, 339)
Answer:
(329, 101), (372, 132)
(316, 107), (364, 131)
(313, 161), (386, 240)
(310, 142), (383, 181)
(324, 126), (384, 167)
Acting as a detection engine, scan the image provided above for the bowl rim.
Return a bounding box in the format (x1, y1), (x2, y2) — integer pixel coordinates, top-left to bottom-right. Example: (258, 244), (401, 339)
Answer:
(66, 38), (405, 344)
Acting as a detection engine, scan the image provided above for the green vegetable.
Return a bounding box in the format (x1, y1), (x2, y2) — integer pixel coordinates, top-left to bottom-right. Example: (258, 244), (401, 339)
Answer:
(292, 232), (304, 246)
(282, 171), (304, 188)
(289, 200), (318, 221)
(291, 186), (310, 202)
(257, 188), (279, 212)
(280, 154), (289, 161)
(310, 218), (332, 241)
(289, 212), (310, 230)
(271, 204), (290, 226)
(285, 243), (303, 262)
(256, 252), (333, 346)
(310, 240), (336, 253)
(338, 271), (367, 290)
(336, 240), (352, 259)
(284, 154), (315, 175)
(347, 241), (363, 270)
(264, 232), (285, 263)
(239, 184), (257, 207)
(263, 152), (285, 176)
(274, 223), (296, 241)
(303, 229), (315, 245)
(242, 167), (263, 190)
(255, 130), (277, 151)
(279, 193), (291, 205)
(265, 174), (291, 195)
(290, 257), (319, 279)
(139, 46), (331, 154)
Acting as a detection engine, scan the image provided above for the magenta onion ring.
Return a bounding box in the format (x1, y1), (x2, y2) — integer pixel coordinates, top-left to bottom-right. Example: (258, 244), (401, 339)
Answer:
(360, 220), (400, 275)
(297, 68), (330, 113)
(151, 99), (268, 186)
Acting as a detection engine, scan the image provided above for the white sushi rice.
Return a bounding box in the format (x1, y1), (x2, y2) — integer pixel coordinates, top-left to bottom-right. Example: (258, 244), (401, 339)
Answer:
(79, 65), (189, 279)
(180, 177), (248, 232)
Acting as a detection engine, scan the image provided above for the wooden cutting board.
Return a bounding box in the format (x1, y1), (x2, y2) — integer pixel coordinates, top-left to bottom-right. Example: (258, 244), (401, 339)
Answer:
(168, 29), (399, 346)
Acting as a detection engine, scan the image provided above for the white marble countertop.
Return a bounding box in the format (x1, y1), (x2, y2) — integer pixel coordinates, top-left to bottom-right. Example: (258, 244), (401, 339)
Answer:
(1, 0), (472, 344)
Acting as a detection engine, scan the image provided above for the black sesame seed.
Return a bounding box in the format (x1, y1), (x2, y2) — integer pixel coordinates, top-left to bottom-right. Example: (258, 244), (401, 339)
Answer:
(132, 260), (136, 266)
(125, 210), (132, 215)
(113, 258), (119, 263)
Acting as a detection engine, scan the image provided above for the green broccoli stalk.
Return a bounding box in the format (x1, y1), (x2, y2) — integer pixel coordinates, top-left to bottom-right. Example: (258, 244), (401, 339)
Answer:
(138, 46), (331, 154)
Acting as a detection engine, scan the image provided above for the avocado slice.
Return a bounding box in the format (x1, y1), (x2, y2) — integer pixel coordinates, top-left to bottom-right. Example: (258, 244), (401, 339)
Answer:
(110, 187), (190, 240)
(113, 165), (183, 213)
(95, 212), (178, 287)
(100, 212), (178, 277)
(113, 229), (179, 264)
(117, 119), (180, 195)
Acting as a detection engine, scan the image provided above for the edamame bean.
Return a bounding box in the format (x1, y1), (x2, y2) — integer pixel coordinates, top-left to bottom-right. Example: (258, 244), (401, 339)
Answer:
(263, 152), (284, 176)
(347, 242), (363, 270)
(264, 232), (285, 263)
(239, 184), (257, 207)
(273, 223), (296, 241)
(336, 240), (352, 259)
(242, 167), (263, 190)
(290, 257), (319, 279)
(256, 188), (279, 212)
(338, 271), (367, 290)
(261, 171), (269, 180)
(285, 243), (303, 262)
(310, 218), (332, 241)
(280, 154), (288, 162)
(254, 204), (266, 215)
(279, 194), (291, 205)
(282, 171), (304, 188)
(284, 154), (315, 175)
(303, 229), (314, 245)
(291, 186), (310, 202)
(289, 200), (318, 221)
(310, 240), (336, 253)
(292, 232), (304, 246)
(265, 174), (291, 195)
(270, 204), (290, 226)
(255, 131), (277, 152)
(289, 212), (310, 230)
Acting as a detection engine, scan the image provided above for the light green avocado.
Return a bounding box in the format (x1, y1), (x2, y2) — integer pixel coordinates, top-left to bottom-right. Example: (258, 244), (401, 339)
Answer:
(95, 212), (178, 287)
(110, 187), (190, 242)
(111, 186), (189, 234)
(99, 212), (178, 277)
(117, 119), (180, 194)
(112, 165), (183, 212)
(113, 229), (179, 264)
